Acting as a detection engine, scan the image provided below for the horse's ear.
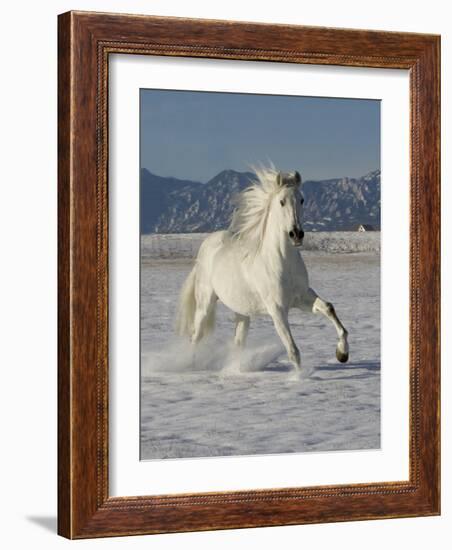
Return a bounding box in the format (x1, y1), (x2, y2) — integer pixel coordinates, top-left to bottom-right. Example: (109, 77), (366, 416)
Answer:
(276, 172), (283, 187)
(295, 171), (302, 185)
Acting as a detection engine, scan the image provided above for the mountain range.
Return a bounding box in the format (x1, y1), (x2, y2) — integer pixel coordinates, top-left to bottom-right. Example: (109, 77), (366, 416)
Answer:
(140, 168), (380, 233)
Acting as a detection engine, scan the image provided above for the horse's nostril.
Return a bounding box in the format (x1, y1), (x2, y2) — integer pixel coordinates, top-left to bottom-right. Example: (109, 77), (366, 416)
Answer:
(289, 231), (294, 238)
(300, 230), (304, 239)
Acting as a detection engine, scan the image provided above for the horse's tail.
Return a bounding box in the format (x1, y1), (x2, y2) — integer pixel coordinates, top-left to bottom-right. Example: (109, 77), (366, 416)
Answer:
(176, 265), (198, 337)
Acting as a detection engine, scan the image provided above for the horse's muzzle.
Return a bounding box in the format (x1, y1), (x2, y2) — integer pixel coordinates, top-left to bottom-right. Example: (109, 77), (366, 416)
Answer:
(289, 227), (304, 247)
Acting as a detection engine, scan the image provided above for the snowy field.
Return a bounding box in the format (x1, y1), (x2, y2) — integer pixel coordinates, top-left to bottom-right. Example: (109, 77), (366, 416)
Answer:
(141, 231), (380, 260)
(140, 233), (380, 460)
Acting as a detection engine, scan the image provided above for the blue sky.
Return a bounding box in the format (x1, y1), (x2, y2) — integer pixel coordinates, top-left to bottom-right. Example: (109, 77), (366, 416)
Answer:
(140, 89), (380, 183)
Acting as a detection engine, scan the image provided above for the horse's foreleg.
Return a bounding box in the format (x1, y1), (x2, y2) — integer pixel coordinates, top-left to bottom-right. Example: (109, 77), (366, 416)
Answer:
(305, 288), (349, 363)
(234, 314), (250, 348)
(268, 306), (300, 370)
(191, 291), (217, 344)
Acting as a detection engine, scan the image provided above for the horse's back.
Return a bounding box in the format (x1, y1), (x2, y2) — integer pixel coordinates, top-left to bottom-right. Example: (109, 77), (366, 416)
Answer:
(194, 230), (230, 282)
(197, 230), (230, 263)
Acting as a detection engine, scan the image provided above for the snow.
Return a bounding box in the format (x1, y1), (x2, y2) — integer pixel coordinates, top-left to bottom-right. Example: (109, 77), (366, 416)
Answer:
(140, 235), (380, 460)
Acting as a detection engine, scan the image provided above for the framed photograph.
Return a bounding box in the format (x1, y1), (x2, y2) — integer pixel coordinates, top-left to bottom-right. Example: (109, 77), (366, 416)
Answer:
(58, 11), (440, 538)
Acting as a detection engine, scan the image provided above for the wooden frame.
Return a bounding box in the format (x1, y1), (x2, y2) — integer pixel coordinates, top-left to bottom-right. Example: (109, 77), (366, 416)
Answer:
(58, 10), (440, 539)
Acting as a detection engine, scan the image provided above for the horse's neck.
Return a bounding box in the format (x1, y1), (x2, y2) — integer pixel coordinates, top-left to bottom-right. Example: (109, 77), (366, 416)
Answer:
(261, 228), (297, 265)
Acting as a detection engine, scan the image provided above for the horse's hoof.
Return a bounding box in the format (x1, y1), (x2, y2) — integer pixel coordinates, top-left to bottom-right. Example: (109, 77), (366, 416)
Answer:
(288, 369), (302, 382)
(336, 349), (349, 363)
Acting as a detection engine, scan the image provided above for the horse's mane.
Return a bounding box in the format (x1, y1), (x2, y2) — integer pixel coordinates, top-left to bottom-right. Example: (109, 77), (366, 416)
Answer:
(229, 165), (280, 254)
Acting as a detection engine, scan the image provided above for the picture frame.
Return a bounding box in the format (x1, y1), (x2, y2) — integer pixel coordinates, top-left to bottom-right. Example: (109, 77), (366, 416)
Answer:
(58, 10), (440, 539)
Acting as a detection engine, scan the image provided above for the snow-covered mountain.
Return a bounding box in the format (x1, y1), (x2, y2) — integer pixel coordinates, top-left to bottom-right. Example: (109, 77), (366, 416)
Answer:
(140, 168), (380, 233)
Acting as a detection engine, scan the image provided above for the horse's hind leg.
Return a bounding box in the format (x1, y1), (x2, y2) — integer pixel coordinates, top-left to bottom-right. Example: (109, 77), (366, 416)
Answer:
(221, 314), (250, 376)
(234, 314), (250, 348)
(301, 288), (349, 363)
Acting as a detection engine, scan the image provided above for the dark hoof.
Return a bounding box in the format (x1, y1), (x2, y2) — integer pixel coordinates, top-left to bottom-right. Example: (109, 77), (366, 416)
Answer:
(336, 349), (349, 363)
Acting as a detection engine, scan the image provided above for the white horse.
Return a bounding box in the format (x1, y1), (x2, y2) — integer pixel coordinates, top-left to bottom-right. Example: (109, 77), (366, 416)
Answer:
(176, 166), (349, 377)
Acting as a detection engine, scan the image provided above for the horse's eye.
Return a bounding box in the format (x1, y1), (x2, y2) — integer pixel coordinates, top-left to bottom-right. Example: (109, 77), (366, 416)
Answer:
(300, 197), (305, 205)
(280, 199), (285, 207)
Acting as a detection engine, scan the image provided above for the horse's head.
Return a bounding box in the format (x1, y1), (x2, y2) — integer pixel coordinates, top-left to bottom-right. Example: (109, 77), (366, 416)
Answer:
(271, 171), (305, 247)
